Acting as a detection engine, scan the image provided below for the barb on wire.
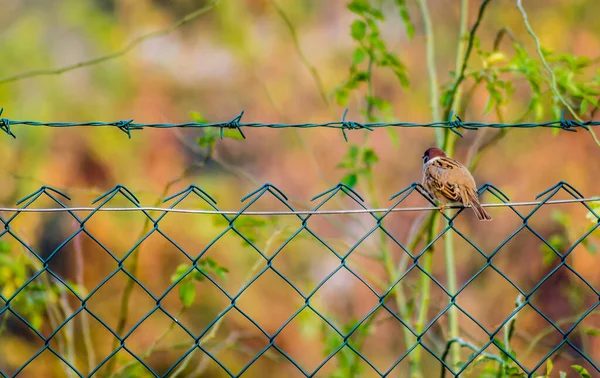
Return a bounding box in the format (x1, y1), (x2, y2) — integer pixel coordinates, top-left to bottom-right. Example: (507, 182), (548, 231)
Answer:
(0, 107), (598, 140)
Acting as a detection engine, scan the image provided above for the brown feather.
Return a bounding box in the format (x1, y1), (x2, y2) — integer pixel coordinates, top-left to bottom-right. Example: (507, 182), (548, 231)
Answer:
(468, 194), (492, 221)
(421, 153), (492, 221)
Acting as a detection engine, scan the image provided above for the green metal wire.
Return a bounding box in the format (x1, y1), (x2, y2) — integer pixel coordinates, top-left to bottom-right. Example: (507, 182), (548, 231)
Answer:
(0, 107), (597, 139)
(0, 179), (598, 377)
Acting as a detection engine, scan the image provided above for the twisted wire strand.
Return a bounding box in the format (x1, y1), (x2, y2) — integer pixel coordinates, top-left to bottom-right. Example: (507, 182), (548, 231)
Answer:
(0, 107), (596, 139)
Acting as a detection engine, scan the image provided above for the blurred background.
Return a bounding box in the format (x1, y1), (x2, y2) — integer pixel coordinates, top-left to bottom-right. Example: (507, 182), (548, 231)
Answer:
(0, 0), (599, 377)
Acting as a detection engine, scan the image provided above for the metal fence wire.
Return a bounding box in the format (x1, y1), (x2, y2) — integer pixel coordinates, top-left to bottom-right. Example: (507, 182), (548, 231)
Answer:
(0, 179), (599, 377)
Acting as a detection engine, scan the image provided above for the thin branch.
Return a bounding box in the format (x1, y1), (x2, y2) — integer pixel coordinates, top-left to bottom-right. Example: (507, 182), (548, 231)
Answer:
(0, 1), (220, 85)
(268, 0), (331, 110)
(109, 307), (187, 378)
(523, 310), (600, 360)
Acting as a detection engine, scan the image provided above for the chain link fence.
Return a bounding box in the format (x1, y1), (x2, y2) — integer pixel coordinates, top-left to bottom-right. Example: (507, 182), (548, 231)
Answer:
(0, 179), (598, 377)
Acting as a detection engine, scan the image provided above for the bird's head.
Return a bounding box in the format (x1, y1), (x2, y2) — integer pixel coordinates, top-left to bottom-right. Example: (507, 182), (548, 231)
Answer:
(422, 147), (447, 164)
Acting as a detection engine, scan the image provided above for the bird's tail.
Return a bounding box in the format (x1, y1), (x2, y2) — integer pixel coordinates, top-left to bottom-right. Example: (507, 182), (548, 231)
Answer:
(469, 195), (492, 221)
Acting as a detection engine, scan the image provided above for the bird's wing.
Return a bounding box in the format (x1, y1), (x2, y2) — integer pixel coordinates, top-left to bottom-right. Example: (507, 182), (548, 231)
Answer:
(425, 157), (475, 203)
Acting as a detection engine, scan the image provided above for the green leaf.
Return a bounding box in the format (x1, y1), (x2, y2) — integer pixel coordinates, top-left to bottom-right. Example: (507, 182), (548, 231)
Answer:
(342, 173), (358, 188)
(0, 241), (10, 254)
(440, 89), (453, 108)
(367, 8), (384, 20)
(347, 0), (370, 15)
(222, 128), (245, 140)
(335, 88), (350, 106)
(572, 365), (591, 378)
(362, 148), (379, 165)
(551, 103), (562, 136)
(386, 128), (400, 148)
(533, 97), (544, 121)
(190, 111), (209, 123)
(582, 238), (597, 255)
(215, 266), (229, 280)
(551, 210), (570, 228)
(171, 264), (191, 283)
(580, 99), (589, 116)
(483, 94), (495, 115)
(352, 47), (367, 65)
(30, 313), (43, 330)
(559, 372), (567, 378)
(192, 268), (206, 281)
(197, 129), (218, 148)
(354, 71), (369, 82)
(205, 257), (217, 268)
(583, 327), (600, 336)
(350, 20), (367, 41)
(179, 281), (196, 307)
(394, 0), (414, 38)
(233, 216), (268, 229)
(546, 359), (553, 375)
(540, 238), (560, 267)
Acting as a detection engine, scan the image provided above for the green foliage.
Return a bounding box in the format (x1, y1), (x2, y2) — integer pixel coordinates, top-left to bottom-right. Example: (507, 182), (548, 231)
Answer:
(335, 0), (409, 123)
(586, 200), (600, 223)
(170, 258), (229, 308)
(572, 365), (592, 378)
(0, 241), (65, 331)
(321, 316), (375, 378)
(542, 210), (600, 266)
(457, 37), (600, 127)
(337, 145), (379, 188)
(393, 0), (415, 38)
(212, 215), (275, 246)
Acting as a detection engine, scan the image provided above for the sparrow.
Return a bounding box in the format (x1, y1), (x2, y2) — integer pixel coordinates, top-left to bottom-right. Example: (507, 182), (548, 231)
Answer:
(421, 147), (492, 221)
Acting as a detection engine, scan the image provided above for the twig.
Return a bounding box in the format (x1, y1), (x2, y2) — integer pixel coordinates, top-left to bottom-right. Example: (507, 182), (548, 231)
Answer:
(190, 332), (242, 376)
(0, 1), (220, 85)
(523, 310), (600, 360)
(269, 0), (331, 109)
(109, 307), (187, 378)
(440, 338), (503, 378)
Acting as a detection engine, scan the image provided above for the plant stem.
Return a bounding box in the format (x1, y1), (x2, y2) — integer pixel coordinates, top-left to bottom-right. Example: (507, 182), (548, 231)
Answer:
(410, 212), (440, 378)
(364, 170), (417, 372)
(74, 222), (97, 373)
(441, 0), (472, 370)
(415, 0), (442, 145)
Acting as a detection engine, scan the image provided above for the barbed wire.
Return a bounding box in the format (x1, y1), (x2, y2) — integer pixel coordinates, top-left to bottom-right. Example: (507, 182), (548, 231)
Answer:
(0, 108), (597, 140)
(1, 197), (598, 215)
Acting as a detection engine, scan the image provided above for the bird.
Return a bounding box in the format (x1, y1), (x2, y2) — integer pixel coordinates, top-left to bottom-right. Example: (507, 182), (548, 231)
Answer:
(421, 147), (492, 221)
